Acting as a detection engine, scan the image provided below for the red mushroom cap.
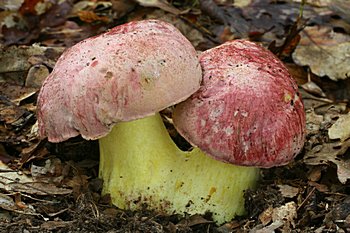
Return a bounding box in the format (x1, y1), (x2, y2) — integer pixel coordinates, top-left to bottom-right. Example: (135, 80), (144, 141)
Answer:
(37, 20), (202, 142)
(173, 40), (305, 168)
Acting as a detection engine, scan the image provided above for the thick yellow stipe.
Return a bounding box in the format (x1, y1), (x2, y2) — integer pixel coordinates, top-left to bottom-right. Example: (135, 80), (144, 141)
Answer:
(99, 113), (259, 224)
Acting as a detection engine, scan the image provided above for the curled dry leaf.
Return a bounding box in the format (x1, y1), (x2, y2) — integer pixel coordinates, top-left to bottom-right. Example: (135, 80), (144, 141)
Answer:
(25, 64), (50, 88)
(293, 26), (350, 81)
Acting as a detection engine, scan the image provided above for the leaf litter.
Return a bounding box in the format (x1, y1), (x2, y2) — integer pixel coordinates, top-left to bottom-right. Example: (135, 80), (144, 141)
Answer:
(1, 0), (350, 232)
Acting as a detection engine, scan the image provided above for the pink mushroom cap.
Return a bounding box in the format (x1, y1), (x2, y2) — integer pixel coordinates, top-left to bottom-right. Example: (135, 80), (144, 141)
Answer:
(37, 20), (202, 142)
(173, 40), (306, 168)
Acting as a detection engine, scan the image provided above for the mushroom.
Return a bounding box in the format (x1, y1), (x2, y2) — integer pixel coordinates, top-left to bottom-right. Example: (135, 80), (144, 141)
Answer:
(37, 19), (201, 142)
(37, 19), (254, 222)
(173, 40), (306, 168)
(37, 20), (304, 224)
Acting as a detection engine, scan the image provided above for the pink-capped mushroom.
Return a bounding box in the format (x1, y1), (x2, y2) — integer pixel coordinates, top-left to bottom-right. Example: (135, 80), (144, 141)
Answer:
(37, 20), (304, 224)
(38, 19), (257, 224)
(37, 19), (202, 142)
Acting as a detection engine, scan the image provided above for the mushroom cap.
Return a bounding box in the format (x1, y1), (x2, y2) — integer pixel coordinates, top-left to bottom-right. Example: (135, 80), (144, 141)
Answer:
(37, 20), (202, 142)
(173, 40), (305, 168)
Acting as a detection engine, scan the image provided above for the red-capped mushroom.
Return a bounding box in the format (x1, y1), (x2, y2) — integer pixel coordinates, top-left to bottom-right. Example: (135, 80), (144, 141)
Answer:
(173, 40), (305, 168)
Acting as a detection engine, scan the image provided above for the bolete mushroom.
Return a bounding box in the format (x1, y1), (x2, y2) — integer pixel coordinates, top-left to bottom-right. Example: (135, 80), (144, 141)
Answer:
(174, 40), (306, 168)
(37, 20), (304, 224)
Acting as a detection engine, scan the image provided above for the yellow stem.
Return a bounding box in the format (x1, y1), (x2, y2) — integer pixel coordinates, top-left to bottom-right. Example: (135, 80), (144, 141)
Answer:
(99, 113), (259, 223)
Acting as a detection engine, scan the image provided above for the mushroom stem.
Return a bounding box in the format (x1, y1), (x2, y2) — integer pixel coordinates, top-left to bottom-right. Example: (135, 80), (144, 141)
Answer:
(99, 113), (259, 223)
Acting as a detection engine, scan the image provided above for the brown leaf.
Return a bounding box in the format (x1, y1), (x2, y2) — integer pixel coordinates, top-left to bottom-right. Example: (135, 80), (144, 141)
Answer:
(304, 140), (350, 184)
(78, 10), (110, 23)
(328, 113), (350, 141)
(0, 193), (38, 215)
(19, 0), (42, 15)
(277, 185), (300, 198)
(293, 26), (350, 81)
(40, 221), (75, 230)
(176, 214), (213, 227)
(199, 0), (227, 24)
(136, 0), (181, 15)
(66, 175), (89, 198)
(259, 206), (273, 226)
(0, 161), (72, 195)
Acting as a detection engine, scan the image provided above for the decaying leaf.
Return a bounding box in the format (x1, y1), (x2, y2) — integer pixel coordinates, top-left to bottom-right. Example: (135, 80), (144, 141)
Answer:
(0, 192), (38, 215)
(0, 45), (64, 73)
(271, 202), (297, 229)
(293, 26), (350, 81)
(277, 185), (300, 198)
(305, 109), (324, 135)
(0, 0), (24, 11)
(258, 206), (273, 226)
(0, 45), (64, 84)
(253, 202), (297, 232)
(329, 0), (350, 24)
(328, 113), (350, 141)
(77, 10), (110, 23)
(135, 0), (181, 15)
(0, 161), (71, 195)
(110, 0), (136, 18)
(304, 140), (350, 184)
(40, 221), (76, 231)
(129, 10), (205, 47)
(25, 64), (50, 88)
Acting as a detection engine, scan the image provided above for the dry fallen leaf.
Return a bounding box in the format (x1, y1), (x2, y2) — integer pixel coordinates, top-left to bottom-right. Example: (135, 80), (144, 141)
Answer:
(304, 140), (350, 184)
(0, 45), (64, 84)
(305, 109), (324, 135)
(252, 202), (297, 233)
(293, 26), (350, 81)
(136, 0), (181, 15)
(129, 9), (205, 47)
(277, 185), (300, 198)
(0, 193), (38, 215)
(328, 113), (350, 141)
(259, 206), (273, 226)
(0, 161), (71, 195)
(271, 202), (297, 229)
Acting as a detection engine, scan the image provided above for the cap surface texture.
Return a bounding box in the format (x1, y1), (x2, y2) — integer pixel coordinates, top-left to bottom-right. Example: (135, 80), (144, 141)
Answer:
(37, 20), (202, 142)
(173, 40), (305, 168)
